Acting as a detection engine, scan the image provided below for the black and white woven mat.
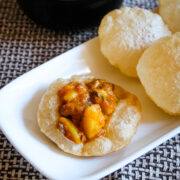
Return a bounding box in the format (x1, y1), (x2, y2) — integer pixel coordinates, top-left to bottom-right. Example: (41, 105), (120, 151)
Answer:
(0, 0), (180, 179)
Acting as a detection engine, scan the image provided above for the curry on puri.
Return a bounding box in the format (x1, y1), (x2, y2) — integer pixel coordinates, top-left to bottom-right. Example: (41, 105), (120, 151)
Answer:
(57, 79), (117, 144)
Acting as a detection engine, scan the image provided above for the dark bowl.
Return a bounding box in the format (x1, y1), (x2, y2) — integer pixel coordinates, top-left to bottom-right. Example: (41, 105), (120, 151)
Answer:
(17, 0), (123, 29)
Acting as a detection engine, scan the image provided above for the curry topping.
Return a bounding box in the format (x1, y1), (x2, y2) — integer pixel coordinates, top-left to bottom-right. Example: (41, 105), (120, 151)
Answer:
(57, 79), (117, 144)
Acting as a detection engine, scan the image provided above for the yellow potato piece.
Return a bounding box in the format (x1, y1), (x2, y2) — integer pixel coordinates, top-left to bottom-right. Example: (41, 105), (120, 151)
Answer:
(63, 90), (78, 101)
(98, 7), (171, 77)
(137, 32), (180, 115)
(82, 104), (105, 139)
(59, 117), (84, 144)
(159, 0), (180, 33)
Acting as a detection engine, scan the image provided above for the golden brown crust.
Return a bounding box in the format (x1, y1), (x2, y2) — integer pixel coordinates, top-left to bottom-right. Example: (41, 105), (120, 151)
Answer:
(37, 74), (142, 156)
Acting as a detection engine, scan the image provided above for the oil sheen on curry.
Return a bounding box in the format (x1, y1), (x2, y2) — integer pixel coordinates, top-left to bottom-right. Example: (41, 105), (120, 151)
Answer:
(57, 79), (117, 144)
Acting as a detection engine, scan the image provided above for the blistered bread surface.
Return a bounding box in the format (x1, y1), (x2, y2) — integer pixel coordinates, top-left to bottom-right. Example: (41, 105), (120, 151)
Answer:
(137, 33), (180, 115)
(98, 7), (171, 77)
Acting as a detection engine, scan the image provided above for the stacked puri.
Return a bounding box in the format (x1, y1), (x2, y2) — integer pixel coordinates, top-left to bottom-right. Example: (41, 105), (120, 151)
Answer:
(98, 6), (180, 115)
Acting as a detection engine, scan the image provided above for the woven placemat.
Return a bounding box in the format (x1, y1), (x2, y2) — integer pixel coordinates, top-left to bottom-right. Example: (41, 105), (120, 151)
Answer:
(0, 0), (180, 179)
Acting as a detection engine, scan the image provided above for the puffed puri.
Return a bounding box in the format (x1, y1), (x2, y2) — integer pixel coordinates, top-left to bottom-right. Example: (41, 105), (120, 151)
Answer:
(37, 74), (142, 156)
(98, 7), (171, 78)
(137, 32), (180, 115)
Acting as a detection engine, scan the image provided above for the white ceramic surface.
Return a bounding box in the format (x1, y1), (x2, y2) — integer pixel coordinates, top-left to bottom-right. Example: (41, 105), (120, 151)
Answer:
(0, 38), (179, 180)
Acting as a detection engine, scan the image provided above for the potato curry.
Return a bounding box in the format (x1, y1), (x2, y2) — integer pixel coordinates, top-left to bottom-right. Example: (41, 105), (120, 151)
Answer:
(57, 79), (117, 144)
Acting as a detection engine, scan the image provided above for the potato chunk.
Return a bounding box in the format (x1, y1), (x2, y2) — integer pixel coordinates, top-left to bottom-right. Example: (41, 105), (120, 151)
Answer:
(63, 90), (78, 101)
(59, 117), (86, 144)
(58, 82), (89, 124)
(82, 104), (105, 139)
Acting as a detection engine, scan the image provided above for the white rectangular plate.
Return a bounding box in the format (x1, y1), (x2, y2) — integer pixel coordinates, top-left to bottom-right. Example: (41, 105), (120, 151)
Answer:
(0, 38), (179, 180)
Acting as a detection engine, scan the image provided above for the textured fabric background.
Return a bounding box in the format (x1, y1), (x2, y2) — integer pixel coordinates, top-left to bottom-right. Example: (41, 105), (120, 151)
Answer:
(0, 0), (180, 179)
